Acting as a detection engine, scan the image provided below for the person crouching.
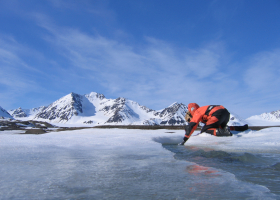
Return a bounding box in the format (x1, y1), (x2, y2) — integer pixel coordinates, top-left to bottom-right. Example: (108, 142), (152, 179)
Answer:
(179, 103), (246, 145)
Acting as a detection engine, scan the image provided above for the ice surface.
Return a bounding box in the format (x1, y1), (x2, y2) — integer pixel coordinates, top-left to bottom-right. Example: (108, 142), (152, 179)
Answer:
(181, 128), (280, 154)
(1, 128), (280, 199)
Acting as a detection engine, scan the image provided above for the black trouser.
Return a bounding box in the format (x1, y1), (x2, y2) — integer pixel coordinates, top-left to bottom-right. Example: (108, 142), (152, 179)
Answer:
(201, 108), (230, 135)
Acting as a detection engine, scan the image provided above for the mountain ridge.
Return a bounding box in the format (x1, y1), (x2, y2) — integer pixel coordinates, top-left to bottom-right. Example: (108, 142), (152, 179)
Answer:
(5, 91), (253, 126)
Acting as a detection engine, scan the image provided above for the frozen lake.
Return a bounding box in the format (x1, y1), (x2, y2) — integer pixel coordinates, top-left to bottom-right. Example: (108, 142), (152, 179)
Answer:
(1, 128), (280, 199)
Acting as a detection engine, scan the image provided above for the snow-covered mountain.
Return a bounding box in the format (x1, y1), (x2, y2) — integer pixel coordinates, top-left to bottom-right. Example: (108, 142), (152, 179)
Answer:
(7, 92), (189, 125)
(259, 110), (280, 121)
(8, 107), (27, 118)
(246, 110), (280, 126)
(9, 106), (46, 119)
(227, 111), (248, 126)
(34, 93), (91, 123)
(99, 99), (188, 125)
(100, 97), (154, 125)
(154, 103), (188, 125)
(0, 106), (14, 119)
(8, 92), (249, 126)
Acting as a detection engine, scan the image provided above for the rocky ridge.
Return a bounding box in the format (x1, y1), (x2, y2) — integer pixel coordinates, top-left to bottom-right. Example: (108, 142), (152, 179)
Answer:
(6, 92), (246, 126)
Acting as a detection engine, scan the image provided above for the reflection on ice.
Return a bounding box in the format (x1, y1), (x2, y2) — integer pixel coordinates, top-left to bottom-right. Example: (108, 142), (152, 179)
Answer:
(186, 164), (220, 177)
(162, 144), (280, 197)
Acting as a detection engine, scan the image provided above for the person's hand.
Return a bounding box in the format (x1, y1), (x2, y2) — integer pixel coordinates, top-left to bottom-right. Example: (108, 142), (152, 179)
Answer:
(178, 137), (189, 145)
(178, 141), (185, 145)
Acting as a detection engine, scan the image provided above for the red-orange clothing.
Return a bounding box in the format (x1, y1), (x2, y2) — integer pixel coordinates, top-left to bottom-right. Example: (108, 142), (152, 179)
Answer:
(184, 105), (226, 139)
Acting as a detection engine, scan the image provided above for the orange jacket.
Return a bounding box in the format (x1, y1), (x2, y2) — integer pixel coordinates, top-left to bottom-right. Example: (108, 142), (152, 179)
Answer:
(185, 105), (225, 138)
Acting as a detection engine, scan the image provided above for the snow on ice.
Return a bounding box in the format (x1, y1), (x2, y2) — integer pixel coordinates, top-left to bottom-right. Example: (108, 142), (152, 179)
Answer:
(0, 127), (280, 199)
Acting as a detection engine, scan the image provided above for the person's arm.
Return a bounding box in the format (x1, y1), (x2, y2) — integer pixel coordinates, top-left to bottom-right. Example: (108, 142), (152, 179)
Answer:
(179, 109), (203, 145)
(178, 122), (199, 145)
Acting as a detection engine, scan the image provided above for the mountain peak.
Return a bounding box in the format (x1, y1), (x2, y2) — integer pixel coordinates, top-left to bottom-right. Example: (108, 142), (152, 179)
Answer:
(34, 92), (84, 122)
(115, 97), (126, 101)
(168, 102), (179, 107)
(86, 92), (105, 100)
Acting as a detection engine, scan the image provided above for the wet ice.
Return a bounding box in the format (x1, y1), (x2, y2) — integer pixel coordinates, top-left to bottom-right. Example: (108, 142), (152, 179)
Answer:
(0, 128), (280, 199)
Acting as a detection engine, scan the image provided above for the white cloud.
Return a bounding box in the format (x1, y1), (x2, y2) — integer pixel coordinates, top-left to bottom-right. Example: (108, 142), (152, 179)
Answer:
(0, 35), (63, 109)
(2, 15), (267, 118)
(0, 39), (34, 107)
(35, 21), (232, 109)
(185, 49), (220, 78)
(1, 1), (279, 119)
(244, 49), (280, 93)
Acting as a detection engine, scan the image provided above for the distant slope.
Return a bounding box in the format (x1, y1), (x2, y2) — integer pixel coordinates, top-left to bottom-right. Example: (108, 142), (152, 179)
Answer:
(9, 106), (46, 119)
(247, 110), (280, 126)
(228, 111), (248, 126)
(0, 106), (14, 119)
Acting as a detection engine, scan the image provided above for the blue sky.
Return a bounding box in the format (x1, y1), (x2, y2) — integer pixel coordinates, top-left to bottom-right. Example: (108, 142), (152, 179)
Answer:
(1, 0), (280, 118)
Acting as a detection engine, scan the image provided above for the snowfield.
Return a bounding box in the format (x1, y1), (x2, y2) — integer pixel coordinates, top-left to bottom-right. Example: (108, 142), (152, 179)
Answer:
(1, 127), (280, 199)
(247, 115), (280, 126)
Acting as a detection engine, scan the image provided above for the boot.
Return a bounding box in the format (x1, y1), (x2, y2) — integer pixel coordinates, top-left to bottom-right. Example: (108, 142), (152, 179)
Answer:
(229, 124), (248, 132)
(216, 126), (232, 136)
